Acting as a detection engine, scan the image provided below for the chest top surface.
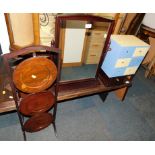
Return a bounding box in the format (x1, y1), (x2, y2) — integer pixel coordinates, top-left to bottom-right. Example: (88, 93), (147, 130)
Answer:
(111, 35), (149, 47)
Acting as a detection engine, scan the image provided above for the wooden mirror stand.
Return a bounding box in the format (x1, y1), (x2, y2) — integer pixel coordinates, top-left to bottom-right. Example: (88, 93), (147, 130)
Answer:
(54, 14), (132, 102)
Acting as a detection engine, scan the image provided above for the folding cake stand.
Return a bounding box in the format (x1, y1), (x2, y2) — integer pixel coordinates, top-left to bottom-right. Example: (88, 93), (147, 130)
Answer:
(3, 45), (61, 140)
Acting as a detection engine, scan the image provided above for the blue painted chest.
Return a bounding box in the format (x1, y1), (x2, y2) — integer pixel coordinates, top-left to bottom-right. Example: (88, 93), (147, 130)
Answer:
(101, 35), (150, 78)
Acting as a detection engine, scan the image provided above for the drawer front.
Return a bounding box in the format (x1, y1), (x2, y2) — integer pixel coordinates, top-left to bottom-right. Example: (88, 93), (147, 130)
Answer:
(124, 66), (138, 75)
(89, 43), (104, 52)
(89, 37), (105, 44)
(91, 30), (105, 38)
(118, 47), (135, 58)
(133, 47), (148, 57)
(88, 49), (102, 57)
(90, 31), (106, 43)
(129, 57), (143, 66)
(115, 58), (131, 68)
(86, 55), (100, 64)
(111, 68), (126, 77)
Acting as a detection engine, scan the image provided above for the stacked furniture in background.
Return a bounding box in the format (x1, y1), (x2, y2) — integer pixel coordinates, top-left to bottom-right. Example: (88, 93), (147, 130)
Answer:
(143, 37), (155, 78)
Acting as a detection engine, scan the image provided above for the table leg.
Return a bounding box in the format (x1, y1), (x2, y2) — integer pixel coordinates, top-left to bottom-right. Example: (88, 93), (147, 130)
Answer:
(99, 92), (108, 102)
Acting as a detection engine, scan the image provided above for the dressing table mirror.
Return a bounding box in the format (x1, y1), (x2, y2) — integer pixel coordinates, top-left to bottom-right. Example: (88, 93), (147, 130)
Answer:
(55, 14), (131, 101)
(57, 19), (111, 81)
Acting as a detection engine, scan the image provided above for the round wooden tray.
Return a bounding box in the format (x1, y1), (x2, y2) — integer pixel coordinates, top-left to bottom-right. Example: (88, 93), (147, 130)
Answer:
(24, 113), (53, 133)
(19, 91), (55, 116)
(13, 57), (57, 93)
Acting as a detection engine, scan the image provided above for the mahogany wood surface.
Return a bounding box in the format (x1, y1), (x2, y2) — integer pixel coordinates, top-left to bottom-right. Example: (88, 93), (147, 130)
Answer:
(58, 78), (131, 101)
(13, 57), (57, 93)
(19, 91), (55, 116)
(2, 45), (60, 112)
(2, 45), (60, 139)
(3, 45), (60, 59)
(23, 113), (53, 133)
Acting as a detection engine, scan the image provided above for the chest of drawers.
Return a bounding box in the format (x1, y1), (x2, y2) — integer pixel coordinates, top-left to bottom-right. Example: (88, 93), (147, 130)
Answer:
(85, 30), (106, 64)
(101, 35), (150, 77)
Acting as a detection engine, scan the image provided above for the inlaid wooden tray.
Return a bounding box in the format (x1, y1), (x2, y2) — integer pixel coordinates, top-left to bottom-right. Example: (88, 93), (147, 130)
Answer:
(19, 91), (55, 116)
(13, 57), (57, 93)
(23, 113), (53, 132)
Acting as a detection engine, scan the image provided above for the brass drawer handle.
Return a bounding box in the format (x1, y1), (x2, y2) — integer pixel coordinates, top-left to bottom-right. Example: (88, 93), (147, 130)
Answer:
(92, 44), (100, 47)
(94, 32), (102, 35)
(90, 54), (96, 56)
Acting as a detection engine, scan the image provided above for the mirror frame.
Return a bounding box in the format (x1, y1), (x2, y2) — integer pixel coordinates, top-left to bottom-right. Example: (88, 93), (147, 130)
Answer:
(55, 14), (115, 83)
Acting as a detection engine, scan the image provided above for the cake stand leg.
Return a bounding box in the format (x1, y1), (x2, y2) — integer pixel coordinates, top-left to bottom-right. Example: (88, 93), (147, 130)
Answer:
(53, 121), (57, 137)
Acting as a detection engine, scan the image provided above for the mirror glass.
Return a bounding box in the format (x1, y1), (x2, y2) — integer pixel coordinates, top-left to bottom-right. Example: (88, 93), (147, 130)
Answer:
(59, 20), (111, 81)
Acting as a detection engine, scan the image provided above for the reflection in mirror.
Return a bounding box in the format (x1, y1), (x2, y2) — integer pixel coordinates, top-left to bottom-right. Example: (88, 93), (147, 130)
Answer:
(0, 56), (14, 104)
(59, 19), (111, 81)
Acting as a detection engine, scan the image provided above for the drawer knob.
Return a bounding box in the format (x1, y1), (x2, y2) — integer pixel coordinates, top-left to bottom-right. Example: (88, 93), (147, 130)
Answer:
(85, 32), (91, 36)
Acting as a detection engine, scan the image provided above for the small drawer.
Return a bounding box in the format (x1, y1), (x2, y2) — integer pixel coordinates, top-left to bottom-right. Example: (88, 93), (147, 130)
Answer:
(124, 66), (138, 75)
(89, 43), (104, 51)
(86, 55), (100, 64)
(89, 37), (105, 44)
(91, 30), (105, 37)
(88, 49), (102, 56)
(115, 58), (131, 68)
(129, 57), (143, 66)
(133, 47), (148, 57)
(112, 68), (126, 77)
(118, 47), (135, 58)
(91, 31), (106, 43)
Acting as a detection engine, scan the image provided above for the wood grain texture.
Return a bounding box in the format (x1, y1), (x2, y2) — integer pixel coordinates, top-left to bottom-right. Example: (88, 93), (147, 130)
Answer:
(32, 13), (40, 45)
(2, 45), (60, 114)
(13, 57), (57, 93)
(58, 78), (131, 101)
(23, 113), (53, 132)
(114, 76), (132, 101)
(19, 91), (55, 116)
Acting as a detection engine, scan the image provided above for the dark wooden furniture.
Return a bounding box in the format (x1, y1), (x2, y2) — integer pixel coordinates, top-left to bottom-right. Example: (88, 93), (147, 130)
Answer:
(126, 13), (145, 35)
(138, 24), (155, 43)
(55, 14), (132, 102)
(2, 45), (61, 140)
(138, 26), (155, 78)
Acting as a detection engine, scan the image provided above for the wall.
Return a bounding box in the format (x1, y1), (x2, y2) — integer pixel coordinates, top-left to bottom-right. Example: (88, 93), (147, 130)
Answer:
(40, 13), (57, 46)
(9, 13), (34, 46)
(142, 13), (155, 29)
(63, 28), (86, 63)
(39, 13), (126, 46)
(0, 14), (10, 54)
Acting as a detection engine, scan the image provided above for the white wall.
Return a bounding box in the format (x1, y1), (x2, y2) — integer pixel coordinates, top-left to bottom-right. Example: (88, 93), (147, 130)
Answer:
(142, 13), (155, 29)
(0, 14), (10, 54)
(63, 28), (86, 63)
